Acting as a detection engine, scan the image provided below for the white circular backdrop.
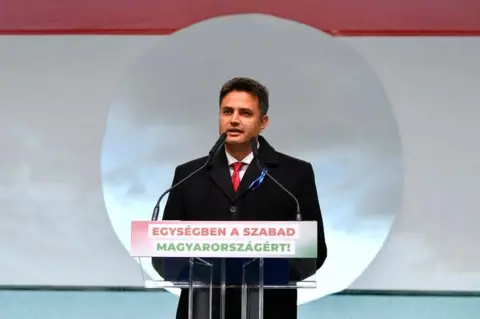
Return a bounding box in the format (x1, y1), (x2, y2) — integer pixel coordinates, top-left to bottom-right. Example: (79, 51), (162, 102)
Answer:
(101, 14), (404, 305)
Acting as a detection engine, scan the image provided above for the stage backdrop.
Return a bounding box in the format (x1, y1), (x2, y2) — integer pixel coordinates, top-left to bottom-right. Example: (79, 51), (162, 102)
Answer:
(0, 0), (479, 306)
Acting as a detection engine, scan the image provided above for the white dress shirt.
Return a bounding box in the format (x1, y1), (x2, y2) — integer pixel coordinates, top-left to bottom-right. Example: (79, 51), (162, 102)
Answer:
(225, 150), (254, 180)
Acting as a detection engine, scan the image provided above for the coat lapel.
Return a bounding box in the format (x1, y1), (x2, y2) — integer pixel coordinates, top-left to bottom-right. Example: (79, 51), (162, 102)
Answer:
(234, 135), (280, 202)
(233, 160), (262, 201)
(208, 149), (236, 202)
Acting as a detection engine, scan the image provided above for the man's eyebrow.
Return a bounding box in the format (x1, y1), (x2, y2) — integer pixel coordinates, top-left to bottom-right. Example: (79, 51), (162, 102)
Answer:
(222, 106), (251, 111)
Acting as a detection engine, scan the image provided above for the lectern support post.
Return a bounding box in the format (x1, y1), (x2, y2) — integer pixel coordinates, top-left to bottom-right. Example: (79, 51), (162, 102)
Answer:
(220, 258), (227, 319)
(241, 258), (265, 319)
(187, 257), (214, 319)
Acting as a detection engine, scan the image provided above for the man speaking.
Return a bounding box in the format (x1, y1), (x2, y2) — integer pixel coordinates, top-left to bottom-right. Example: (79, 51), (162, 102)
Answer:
(152, 77), (327, 319)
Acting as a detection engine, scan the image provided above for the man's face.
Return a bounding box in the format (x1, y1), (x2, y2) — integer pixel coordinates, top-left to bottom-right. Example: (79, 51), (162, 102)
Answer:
(219, 90), (269, 146)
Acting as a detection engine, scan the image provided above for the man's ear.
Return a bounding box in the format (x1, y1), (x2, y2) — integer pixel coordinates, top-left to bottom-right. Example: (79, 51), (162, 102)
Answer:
(260, 115), (269, 132)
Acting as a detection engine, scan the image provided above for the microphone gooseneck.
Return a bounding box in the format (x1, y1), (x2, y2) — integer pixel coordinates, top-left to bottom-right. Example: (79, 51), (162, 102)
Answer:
(151, 164), (206, 221)
(208, 132), (228, 158)
(151, 133), (227, 221)
(250, 137), (302, 221)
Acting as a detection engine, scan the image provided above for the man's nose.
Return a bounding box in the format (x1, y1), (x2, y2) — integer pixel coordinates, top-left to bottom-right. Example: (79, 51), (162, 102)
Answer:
(230, 111), (240, 123)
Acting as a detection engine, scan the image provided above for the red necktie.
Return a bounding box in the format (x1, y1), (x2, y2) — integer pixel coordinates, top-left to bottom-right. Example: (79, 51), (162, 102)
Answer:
(231, 162), (244, 192)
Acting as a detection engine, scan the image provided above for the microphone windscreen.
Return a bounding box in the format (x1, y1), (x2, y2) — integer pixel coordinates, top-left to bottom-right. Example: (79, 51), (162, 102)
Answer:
(250, 137), (259, 155)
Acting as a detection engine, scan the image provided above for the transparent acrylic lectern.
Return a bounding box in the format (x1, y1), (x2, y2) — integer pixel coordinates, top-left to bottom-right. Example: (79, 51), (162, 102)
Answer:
(131, 221), (318, 319)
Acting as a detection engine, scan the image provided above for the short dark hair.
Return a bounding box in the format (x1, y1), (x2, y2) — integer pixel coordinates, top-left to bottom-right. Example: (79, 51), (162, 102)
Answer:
(219, 77), (269, 116)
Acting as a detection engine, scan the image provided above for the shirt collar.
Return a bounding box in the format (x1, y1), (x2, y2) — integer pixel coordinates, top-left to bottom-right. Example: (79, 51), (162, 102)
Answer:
(225, 149), (254, 166)
(225, 140), (259, 166)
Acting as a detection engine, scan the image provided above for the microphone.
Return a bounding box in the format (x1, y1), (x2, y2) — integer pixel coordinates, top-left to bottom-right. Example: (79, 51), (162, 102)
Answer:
(250, 137), (302, 221)
(208, 132), (228, 158)
(151, 133), (227, 221)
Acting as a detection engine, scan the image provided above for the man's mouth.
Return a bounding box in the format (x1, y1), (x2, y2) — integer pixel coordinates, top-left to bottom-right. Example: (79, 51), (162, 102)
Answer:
(227, 129), (243, 136)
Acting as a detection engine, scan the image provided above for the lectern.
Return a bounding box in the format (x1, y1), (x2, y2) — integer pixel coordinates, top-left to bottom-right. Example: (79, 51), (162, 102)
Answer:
(131, 221), (318, 319)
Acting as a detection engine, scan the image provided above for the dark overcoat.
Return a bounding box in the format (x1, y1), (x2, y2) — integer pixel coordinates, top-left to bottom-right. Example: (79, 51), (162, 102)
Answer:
(152, 135), (327, 319)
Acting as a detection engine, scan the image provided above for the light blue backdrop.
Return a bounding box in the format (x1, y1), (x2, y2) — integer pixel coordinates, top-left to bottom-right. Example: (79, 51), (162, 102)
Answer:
(1, 289), (479, 319)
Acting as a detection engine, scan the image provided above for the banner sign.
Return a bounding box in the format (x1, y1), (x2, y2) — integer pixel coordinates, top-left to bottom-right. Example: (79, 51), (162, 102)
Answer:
(130, 221), (318, 258)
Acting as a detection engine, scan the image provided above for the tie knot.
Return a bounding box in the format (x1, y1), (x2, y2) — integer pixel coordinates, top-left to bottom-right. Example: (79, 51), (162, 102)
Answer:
(231, 162), (244, 172)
